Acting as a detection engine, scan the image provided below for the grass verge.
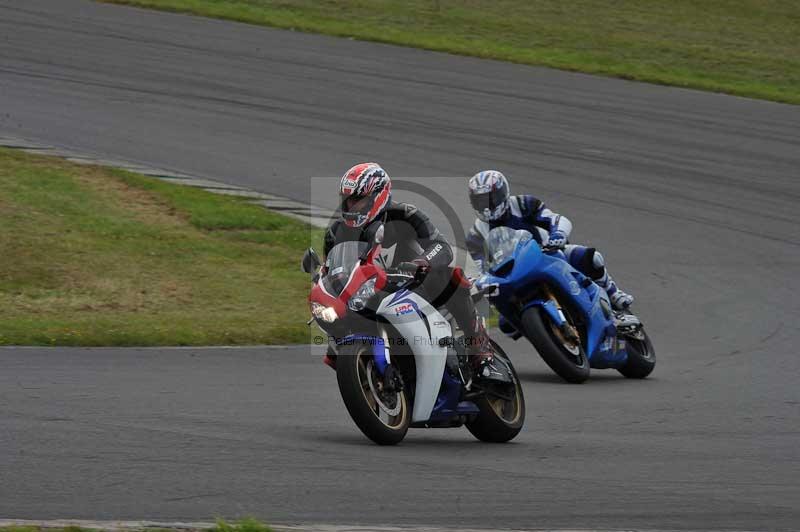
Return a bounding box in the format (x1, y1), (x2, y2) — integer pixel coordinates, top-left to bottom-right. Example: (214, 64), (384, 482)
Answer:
(0, 148), (320, 346)
(210, 519), (272, 532)
(102, 0), (800, 104)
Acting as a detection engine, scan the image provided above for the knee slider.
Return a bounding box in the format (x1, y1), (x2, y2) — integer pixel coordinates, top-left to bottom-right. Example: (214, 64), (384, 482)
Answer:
(592, 250), (606, 269)
(583, 248), (606, 279)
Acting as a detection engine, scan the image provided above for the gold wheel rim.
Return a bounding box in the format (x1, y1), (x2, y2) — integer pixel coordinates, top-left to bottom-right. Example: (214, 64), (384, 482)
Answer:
(356, 353), (408, 429)
(486, 361), (522, 424)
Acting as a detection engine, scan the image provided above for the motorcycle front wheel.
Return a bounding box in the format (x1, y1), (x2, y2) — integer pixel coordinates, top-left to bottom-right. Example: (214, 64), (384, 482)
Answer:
(521, 305), (590, 383)
(336, 343), (410, 445)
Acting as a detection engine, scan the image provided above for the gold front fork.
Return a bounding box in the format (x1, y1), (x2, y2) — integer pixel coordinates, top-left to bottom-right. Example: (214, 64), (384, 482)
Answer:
(542, 286), (581, 344)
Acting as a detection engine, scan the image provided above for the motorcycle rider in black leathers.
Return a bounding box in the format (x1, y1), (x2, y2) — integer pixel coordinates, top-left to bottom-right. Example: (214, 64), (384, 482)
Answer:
(322, 162), (496, 379)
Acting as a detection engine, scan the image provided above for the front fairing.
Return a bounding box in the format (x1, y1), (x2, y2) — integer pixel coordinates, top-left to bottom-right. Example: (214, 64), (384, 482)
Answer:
(481, 239), (546, 314)
(308, 242), (387, 333)
(320, 241), (370, 297)
(376, 289), (452, 423)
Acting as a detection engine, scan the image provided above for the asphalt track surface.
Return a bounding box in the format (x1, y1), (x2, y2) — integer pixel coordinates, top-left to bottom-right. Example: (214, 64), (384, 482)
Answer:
(2, 0), (800, 530)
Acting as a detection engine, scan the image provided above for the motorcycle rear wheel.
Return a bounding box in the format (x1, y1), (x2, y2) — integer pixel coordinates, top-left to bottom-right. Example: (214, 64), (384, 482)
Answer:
(336, 343), (410, 445)
(466, 340), (526, 443)
(618, 328), (656, 379)
(521, 305), (590, 383)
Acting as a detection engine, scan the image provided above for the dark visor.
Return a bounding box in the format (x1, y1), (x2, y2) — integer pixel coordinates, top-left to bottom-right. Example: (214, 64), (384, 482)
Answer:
(470, 191), (500, 211)
(342, 194), (372, 215)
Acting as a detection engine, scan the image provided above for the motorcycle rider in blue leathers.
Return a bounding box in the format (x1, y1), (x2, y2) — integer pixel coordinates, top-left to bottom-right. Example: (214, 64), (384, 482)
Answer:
(465, 170), (636, 338)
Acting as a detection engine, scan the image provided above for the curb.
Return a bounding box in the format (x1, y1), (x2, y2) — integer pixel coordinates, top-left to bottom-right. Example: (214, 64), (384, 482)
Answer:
(0, 520), (746, 532)
(0, 134), (333, 229)
(0, 133), (479, 277)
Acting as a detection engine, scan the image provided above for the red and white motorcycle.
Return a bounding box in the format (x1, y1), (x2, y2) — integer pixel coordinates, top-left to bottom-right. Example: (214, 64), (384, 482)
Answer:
(302, 231), (525, 445)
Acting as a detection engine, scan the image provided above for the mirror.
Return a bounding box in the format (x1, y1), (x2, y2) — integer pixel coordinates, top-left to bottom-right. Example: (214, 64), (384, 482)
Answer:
(301, 247), (321, 274)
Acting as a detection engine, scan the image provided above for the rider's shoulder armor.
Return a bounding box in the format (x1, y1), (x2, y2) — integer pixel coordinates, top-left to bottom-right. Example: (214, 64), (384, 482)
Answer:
(510, 195), (544, 219)
(469, 195), (548, 245)
(385, 201), (418, 222)
(385, 201), (430, 226)
(385, 202), (440, 239)
(500, 195), (546, 238)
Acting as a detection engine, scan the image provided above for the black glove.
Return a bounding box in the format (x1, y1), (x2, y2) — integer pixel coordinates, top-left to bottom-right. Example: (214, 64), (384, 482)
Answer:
(396, 258), (429, 280)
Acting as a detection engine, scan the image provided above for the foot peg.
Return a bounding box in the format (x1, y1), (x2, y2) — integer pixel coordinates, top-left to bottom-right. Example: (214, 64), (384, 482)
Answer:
(475, 357), (513, 384)
(615, 312), (642, 333)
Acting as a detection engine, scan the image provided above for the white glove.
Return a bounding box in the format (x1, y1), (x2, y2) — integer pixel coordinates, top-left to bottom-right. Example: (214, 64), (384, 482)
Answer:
(547, 231), (567, 249)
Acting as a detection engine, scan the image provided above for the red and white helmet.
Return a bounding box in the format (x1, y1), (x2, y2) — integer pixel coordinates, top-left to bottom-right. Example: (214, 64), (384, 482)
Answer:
(339, 162), (392, 228)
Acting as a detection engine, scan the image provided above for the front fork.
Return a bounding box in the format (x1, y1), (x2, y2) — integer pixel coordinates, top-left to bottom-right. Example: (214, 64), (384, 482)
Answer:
(523, 288), (581, 343)
(333, 331), (405, 393)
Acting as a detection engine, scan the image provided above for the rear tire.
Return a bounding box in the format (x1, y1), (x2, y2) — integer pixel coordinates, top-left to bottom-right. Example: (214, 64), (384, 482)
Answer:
(520, 306), (590, 383)
(466, 342), (525, 443)
(336, 343), (410, 445)
(618, 329), (656, 379)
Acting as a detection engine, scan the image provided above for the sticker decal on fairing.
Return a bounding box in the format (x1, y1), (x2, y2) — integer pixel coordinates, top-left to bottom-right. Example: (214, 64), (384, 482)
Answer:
(395, 303), (415, 316)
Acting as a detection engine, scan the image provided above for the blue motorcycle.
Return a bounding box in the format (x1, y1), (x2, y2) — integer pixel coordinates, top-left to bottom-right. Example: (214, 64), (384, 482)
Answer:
(475, 227), (655, 383)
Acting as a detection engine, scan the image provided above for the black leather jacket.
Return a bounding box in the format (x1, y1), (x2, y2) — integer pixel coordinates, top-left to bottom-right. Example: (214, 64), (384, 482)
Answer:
(323, 202), (452, 269)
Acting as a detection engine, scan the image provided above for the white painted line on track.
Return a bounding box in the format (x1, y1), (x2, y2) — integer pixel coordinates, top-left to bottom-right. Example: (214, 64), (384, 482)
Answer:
(0, 519), (752, 532)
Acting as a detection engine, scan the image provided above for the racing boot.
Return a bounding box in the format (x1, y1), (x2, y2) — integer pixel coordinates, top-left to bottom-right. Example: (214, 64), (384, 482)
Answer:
(595, 270), (634, 310)
(598, 274), (640, 329)
(466, 318), (510, 383)
(442, 272), (510, 383)
(609, 289), (634, 310)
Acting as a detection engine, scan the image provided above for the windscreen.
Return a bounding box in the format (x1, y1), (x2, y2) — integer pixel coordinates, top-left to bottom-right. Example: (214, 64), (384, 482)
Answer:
(322, 241), (370, 296)
(483, 227), (533, 270)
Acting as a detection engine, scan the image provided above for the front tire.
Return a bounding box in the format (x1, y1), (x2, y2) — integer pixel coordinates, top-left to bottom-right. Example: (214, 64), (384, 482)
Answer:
(466, 341), (526, 443)
(336, 343), (410, 445)
(520, 306), (590, 383)
(618, 329), (656, 379)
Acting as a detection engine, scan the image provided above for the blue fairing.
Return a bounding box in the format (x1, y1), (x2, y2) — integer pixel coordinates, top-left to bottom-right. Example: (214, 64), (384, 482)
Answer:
(430, 368), (480, 420)
(480, 239), (628, 368)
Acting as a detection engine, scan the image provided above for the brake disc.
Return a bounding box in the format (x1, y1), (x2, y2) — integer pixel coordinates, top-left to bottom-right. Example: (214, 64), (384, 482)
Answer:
(366, 360), (402, 416)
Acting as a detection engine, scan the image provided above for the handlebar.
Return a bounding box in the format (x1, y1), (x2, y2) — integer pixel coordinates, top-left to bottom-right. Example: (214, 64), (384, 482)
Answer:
(385, 268), (415, 279)
(473, 284), (495, 296)
(385, 268), (419, 291)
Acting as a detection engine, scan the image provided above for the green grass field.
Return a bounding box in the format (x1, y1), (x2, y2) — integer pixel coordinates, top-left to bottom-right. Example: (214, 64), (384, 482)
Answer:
(103, 0), (799, 104)
(0, 148), (320, 346)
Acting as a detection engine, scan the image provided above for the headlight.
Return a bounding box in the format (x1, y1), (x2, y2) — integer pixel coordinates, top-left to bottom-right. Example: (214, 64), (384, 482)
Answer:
(311, 302), (338, 323)
(348, 277), (377, 311)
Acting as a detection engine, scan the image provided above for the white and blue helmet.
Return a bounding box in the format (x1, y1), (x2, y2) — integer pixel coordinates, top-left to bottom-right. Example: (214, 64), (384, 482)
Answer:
(468, 170), (510, 222)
